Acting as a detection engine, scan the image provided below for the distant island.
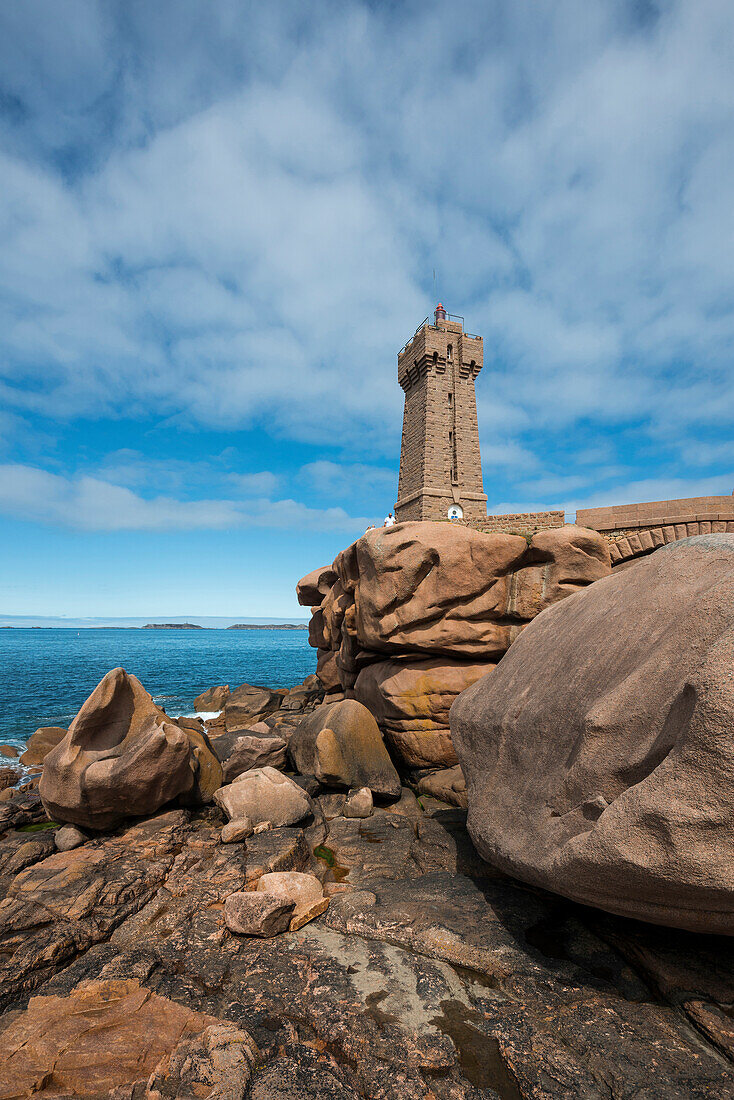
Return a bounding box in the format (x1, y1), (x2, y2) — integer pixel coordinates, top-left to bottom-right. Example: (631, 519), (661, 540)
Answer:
(142, 623), (204, 630)
(227, 623), (307, 630)
(140, 622), (308, 630)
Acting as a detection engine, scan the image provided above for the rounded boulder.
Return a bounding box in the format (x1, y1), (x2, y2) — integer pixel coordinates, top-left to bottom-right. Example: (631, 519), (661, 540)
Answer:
(39, 668), (222, 830)
(452, 535), (734, 934)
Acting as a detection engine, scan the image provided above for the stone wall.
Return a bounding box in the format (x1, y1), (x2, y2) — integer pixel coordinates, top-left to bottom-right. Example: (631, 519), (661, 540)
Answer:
(464, 496), (734, 563)
(576, 495), (734, 565)
(576, 495), (734, 533)
(468, 511), (566, 535)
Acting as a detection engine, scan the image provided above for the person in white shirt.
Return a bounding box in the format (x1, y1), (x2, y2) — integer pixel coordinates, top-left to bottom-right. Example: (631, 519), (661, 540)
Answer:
(383, 513), (396, 527)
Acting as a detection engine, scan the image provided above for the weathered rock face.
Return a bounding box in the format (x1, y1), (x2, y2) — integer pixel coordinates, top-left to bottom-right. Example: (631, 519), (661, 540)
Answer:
(1, 771), (734, 1096)
(0, 767), (20, 793)
(332, 522), (610, 661)
(39, 668), (222, 830)
(353, 658), (492, 768)
(0, 977), (258, 1098)
(452, 534), (734, 935)
(289, 700), (401, 799)
(299, 523), (610, 768)
(340, 524), (524, 658)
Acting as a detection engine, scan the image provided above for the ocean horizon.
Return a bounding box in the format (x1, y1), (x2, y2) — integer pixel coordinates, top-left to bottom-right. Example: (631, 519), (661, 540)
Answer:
(0, 626), (315, 751)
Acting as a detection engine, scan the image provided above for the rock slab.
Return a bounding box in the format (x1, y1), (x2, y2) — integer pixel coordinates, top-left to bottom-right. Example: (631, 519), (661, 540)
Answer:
(224, 891), (295, 937)
(0, 977), (257, 1097)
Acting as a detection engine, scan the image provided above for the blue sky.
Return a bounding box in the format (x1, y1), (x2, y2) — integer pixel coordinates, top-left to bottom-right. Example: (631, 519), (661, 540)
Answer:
(1, 0), (733, 618)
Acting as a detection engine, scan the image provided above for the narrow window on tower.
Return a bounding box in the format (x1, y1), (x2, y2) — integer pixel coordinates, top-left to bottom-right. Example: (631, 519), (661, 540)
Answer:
(448, 392), (452, 406)
(447, 344), (453, 361)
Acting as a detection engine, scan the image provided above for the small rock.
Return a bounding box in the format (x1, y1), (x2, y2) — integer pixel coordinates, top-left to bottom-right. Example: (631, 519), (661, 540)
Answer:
(343, 787), (373, 818)
(256, 871), (324, 923)
(289, 896), (329, 931)
(54, 824), (87, 852)
(253, 821), (272, 834)
(0, 766), (20, 792)
(0, 744), (19, 759)
(221, 818), (253, 843)
(417, 765), (467, 809)
(224, 891), (295, 937)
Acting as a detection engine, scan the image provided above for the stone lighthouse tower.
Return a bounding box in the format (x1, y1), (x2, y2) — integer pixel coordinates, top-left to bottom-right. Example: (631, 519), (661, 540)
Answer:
(395, 305), (487, 522)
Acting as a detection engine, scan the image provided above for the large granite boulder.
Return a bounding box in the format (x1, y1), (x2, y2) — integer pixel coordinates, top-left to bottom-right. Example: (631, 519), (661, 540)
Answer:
(20, 726), (67, 766)
(331, 522), (610, 662)
(353, 658), (493, 768)
(214, 766), (312, 827)
(296, 564), (338, 607)
(316, 648), (341, 693)
(214, 731), (288, 783)
(452, 534), (734, 934)
(193, 684), (230, 711)
(334, 523), (529, 660)
(39, 668), (222, 830)
(289, 699), (401, 799)
(224, 682), (284, 732)
(297, 525), (611, 768)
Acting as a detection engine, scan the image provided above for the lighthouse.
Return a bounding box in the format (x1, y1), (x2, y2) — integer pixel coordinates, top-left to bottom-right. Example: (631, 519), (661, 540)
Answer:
(394, 305), (487, 523)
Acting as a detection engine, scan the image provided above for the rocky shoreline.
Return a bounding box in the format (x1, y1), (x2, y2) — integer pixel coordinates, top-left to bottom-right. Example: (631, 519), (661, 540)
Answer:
(1, 524), (733, 1098)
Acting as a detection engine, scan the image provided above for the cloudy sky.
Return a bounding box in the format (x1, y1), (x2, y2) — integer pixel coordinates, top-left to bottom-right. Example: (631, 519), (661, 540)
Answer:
(1, 0), (733, 617)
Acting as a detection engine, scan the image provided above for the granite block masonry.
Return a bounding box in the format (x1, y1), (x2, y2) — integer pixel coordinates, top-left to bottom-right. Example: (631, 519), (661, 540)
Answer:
(395, 304), (487, 523)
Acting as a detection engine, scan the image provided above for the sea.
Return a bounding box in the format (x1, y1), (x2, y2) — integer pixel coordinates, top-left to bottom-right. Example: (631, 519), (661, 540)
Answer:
(0, 628), (316, 753)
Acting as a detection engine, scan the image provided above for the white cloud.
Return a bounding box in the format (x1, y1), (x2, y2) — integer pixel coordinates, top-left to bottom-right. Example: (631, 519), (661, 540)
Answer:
(0, 464), (368, 532)
(480, 439), (540, 471)
(298, 460), (396, 498)
(0, 0), (732, 476)
(94, 451), (281, 498)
